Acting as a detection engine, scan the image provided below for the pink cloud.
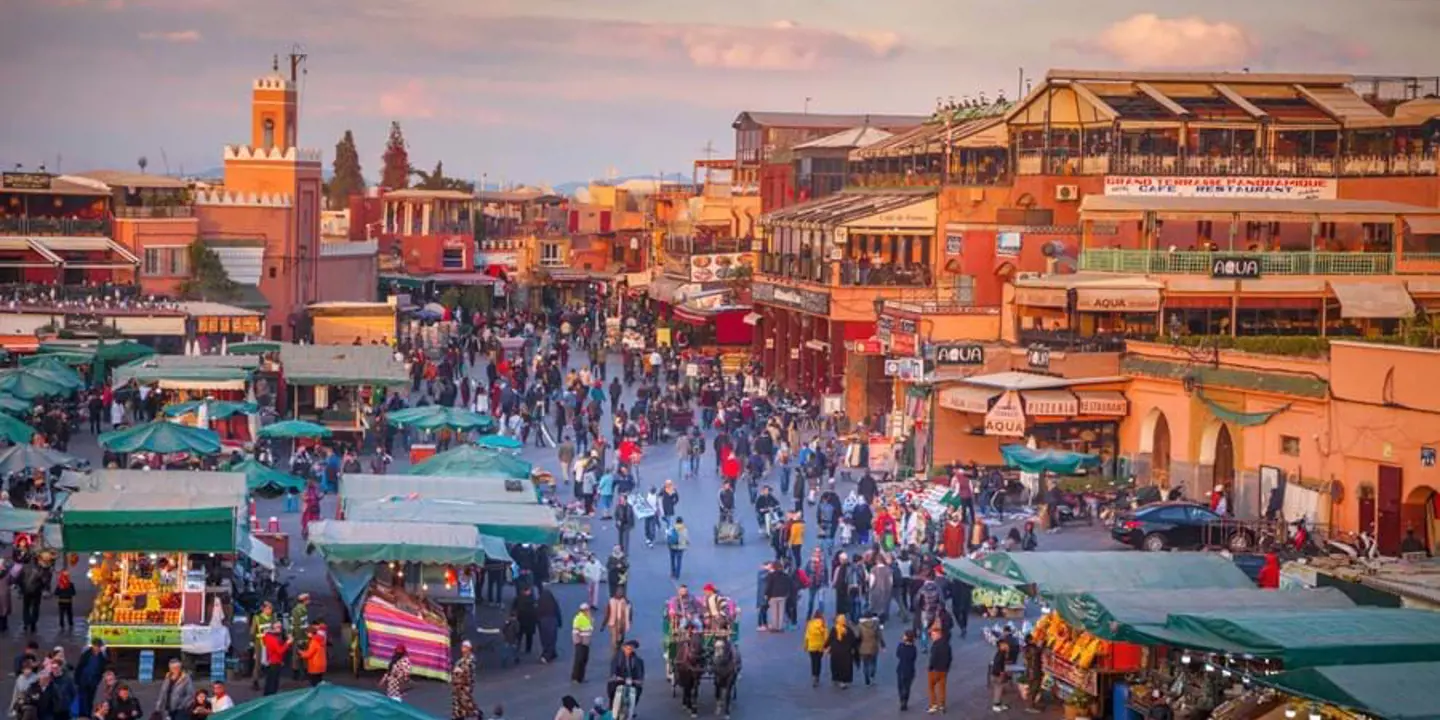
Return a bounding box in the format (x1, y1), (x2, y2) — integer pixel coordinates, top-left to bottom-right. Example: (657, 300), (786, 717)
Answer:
(1094, 14), (1254, 69)
(377, 79), (436, 120)
(138, 29), (202, 43)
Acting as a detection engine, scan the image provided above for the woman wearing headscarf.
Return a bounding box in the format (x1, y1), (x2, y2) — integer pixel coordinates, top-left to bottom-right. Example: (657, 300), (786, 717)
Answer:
(380, 645), (412, 700)
(450, 640), (480, 719)
(824, 613), (858, 689)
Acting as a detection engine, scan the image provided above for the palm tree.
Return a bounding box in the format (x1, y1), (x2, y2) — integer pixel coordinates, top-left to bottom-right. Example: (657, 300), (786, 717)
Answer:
(410, 161), (474, 192)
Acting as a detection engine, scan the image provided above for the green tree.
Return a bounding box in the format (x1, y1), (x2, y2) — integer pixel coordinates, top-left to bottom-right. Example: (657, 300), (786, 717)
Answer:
(328, 129), (366, 209)
(438, 286), (462, 310)
(410, 160), (475, 192)
(380, 121), (410, 189)
(178, 239), (239, 301)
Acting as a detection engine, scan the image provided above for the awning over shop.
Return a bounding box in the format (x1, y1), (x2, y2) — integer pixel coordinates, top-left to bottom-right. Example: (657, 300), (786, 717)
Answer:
(1000, 444), (1102, 474)
(672, 307), (710, 325)
(742, 312), (762, 326)
(112, 355), (257, 390)
(61, 494), (240, 553)
(1258, 662), (1440, 720)
(31, 236), (141, 267)
(341, 473), (538, 508)
(1021, 389), (1078, 416)
(279, 343), (408, 387)
(938, 385), (999, 414)
(1075, 286), (1161, 313)
(1329, 280), (1417, 319)
(0, 506), (48, 534)
(1131, 608), (1440, 668)
(307, 519), (488, 565)
(1406, 216), (1440, 235)
(340, 498), (558, 545)
(1013, 287), (1068, 308)
(943, 551), (1252, 598)
(1050, 587), (1355, 643)
(1075, 390), (1128, 416)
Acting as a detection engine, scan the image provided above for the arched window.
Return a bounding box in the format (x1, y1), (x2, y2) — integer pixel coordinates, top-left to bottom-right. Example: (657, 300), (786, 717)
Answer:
(263, 119), (275, 148)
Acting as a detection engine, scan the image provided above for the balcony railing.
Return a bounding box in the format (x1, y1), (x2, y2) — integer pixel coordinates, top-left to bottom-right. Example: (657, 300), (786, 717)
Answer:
(1024, 150), (1440, 178)
(1080, 249), (1397, 276)
(836, 262), (930, 287)
(113, 205), (194, 219)
(0, 217), (111, 236)
(1019, 329), (1133, 353)
(758, 252), (830, 284)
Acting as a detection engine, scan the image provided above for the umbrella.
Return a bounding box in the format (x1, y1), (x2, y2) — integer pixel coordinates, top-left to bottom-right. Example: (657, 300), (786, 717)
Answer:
(409, 444), (532, 479)
(416, 308), (443, 322)
(0, 369), (70, 400)
(0, 413), (37, 444)
(258, 420), (332, 439)
(0, 445), (81, 475)
(0, 395), (31, 415)
(209, 682), (440, 720)
(24, 363), (86, 391)
(231, 458), (306, 497)
(21, 352), (91, 368)
(386, 405), (495, 432)
(162, 399), (259, 420)
(229, 340), (282, 355)
(99, 421), (223, 455)
(476, 434), (523, 450)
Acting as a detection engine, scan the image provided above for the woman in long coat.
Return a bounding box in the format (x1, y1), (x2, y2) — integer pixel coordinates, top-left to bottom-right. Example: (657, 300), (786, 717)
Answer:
(825, 614), (858, 688)
(450, 641), (480, 720)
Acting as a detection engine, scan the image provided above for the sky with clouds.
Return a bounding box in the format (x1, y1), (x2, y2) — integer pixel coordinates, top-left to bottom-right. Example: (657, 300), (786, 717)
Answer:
(1, 0), (1435, 186)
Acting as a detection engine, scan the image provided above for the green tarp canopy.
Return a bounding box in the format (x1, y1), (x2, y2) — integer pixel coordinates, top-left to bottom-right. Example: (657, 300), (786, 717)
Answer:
(307, 520), (487, 565)
(386, 405), (495, 432)
(1258, 662), (1440, 720)
(1000, 444), (1101, 474)
(0, 445), (80, 475)
(0, 506), (48, 534)
(62, 469), (247, 504)
(163, 399), (259, 420)
(943, 551), (1254, 597)
(1050, 587), (1355, 643)
(0, 412), (37, 443)
(0, 368), (72, 399)
(408, 445), (532, 479)
(62, 494), (240, 553)
(99, 421), (223, 454)
(480, 535), (513, 564)
(342, 498), (559, 545)
(41, 338), (154, 364)
(211, 682), (441, 720)
(1130, 608), (1440, 668)
(279, 344), (408, 387)
(475, 433), (522, 450)
(112, 355), (256, 388)
(231, 458), (306, 496)
(22, 353), (90, 369)
(340, 473), (538, 508)
(0, 394), (30, 415)
(227, 340), (281, 355)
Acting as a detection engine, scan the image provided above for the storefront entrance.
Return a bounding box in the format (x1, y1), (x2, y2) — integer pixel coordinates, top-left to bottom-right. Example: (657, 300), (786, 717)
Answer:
(1377, 465), (1404, 555)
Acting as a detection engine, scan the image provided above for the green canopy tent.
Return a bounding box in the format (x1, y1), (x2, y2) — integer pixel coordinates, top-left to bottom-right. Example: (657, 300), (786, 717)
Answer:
(342, 498), (559, 545)
(231, 458), (306, 497)
(111, 355), (256, 390)
(1256, 662), (1440, 720)
(99, 421), (223, 455)
(61, 492), (241, 553)
(307, 520), (488, 565)
(1050, 587), (1355, 643)
(41, 339), (155, 385)
(162, 399), (259, 420)
(258, 420), (332, 439)
(386, 405), (496, 432)
(942, 551), (1254, 598)
(210, 682), (442, 720)
(408, 445), (532, 479)
(340, 473), (539, 509)
(21, 352), (92, 369)
(0, 506), (48, 535)
(0, 412), (37, 444)
(0, 445), (81, 475)
(62, 469), (247, 501)
(227, 340), (282, 356)
(0, 368), (71, 400)
(1000, 444), (1102, 474)
(0, 395), (30, 415)
(27, 364), (85, 391)
(475, 434), (522, 450)
(1129, 608), (1440, 668)
(278, 344), (410, 388)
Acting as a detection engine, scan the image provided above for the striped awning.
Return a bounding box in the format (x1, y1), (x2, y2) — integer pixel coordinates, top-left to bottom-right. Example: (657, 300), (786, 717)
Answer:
(938, 385), (999, 414)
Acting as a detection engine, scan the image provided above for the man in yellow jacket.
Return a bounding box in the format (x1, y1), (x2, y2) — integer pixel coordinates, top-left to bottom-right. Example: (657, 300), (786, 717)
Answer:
(571, 604), (595, 683)
(804, 611), (828, 688)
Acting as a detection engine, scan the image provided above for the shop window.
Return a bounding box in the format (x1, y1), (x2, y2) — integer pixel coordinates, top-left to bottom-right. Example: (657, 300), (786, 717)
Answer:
(954, 275), (975, 305)
(541, 242), (564, 266)
(142, 247), (189, 277)
(442, 247), (466, 270)
(1280, 435), (1301, 456)
(269, 267), (277, 279)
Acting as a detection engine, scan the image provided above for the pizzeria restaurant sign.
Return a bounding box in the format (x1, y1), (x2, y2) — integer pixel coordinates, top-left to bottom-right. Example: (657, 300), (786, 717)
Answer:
(1103, 176), (1336, 200)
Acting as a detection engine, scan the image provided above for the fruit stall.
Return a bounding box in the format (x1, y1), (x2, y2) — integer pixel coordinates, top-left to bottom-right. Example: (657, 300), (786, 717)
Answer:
(60, 470), (248, 670)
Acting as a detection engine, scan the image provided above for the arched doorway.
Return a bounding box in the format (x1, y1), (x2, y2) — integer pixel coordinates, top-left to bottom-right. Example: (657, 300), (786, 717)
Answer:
(1213, 425), (1235, 487)
(1402, 485), (1439, 556)
(1199, 420), (1236, 507)
(1138, 408), (1173, 487)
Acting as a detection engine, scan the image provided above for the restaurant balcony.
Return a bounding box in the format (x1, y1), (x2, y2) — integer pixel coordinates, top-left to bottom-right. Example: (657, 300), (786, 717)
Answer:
(1018, 328), (1135, 353)
(113, 205), (195, 219)
(835, 261), (931, 287)
(0, 216), (111, 236)
(1019, 150), (1439, 178)
(1078, 249), (1414, 276)
(758, 252), (831, 284)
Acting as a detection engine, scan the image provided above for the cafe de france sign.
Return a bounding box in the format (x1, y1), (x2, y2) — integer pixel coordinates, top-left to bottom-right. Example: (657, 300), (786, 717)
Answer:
(1104, 176), (1336, 200)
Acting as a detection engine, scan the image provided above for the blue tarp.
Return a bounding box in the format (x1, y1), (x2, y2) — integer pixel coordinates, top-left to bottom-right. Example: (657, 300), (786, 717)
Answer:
(1001, 444), (1101, 474)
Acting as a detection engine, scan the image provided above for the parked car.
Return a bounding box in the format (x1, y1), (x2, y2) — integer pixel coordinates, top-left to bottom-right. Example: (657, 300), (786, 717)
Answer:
(1110, 501), (1254, 552)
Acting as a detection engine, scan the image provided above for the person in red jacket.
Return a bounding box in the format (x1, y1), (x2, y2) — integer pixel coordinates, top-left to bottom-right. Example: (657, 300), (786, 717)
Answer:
(1256, 553), (1280, 589)
(261, 622), (292, 696)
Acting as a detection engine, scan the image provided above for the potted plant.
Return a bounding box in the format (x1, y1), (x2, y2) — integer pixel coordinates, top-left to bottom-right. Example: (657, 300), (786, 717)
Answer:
(1064, 689), (1097, 720)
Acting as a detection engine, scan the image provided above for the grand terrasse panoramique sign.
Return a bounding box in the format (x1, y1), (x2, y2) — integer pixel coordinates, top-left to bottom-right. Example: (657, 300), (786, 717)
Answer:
(1103, 176), (1336, 200)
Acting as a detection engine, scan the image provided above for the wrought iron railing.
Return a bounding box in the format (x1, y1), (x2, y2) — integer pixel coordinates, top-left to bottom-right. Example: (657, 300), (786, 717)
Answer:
(1079, 249), (1398, 276)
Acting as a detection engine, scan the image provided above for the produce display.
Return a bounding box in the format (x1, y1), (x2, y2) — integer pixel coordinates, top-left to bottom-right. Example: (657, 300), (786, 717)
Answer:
(1032, 613), (1109, 670)
(88, 553), (184, 626)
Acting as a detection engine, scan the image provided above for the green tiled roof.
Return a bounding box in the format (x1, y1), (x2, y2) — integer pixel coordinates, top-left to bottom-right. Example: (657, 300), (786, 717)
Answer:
(1122, 356), (1329, 399)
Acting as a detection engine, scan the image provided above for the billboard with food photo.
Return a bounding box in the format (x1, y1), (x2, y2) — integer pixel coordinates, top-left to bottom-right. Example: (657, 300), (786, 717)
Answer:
(690, 253), (755, 282)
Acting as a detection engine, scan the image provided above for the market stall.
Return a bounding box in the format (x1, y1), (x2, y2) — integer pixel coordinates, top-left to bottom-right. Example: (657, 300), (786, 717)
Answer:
(340, 473), (539, 509)
(1255, 662), (1440, 720)
(384, 406), (498, 465)
(112, 355), (260, 441)
(39, 338), (155, 385)
(97, 420), (224, 469)
(203, 682), (443, 720)
(307, 520), (488, 681)
(60, 471), (247, 672)
(406, 444), (533, 479)
(341, 497), (558, 545)
(278, 343), (409, 442)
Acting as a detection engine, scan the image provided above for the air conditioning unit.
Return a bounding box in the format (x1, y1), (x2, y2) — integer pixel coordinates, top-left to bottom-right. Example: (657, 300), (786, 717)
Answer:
(1055, 185), (1080, 202)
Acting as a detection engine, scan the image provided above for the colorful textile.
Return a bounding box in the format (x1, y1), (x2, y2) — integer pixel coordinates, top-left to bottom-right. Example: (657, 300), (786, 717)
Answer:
(362, 595), (452, 681)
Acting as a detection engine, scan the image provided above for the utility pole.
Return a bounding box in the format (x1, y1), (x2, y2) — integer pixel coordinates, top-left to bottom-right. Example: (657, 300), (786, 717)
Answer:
(804, 97), (813, 114)
(699, 141), (716, 186)
(287, 46), (308, 83)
